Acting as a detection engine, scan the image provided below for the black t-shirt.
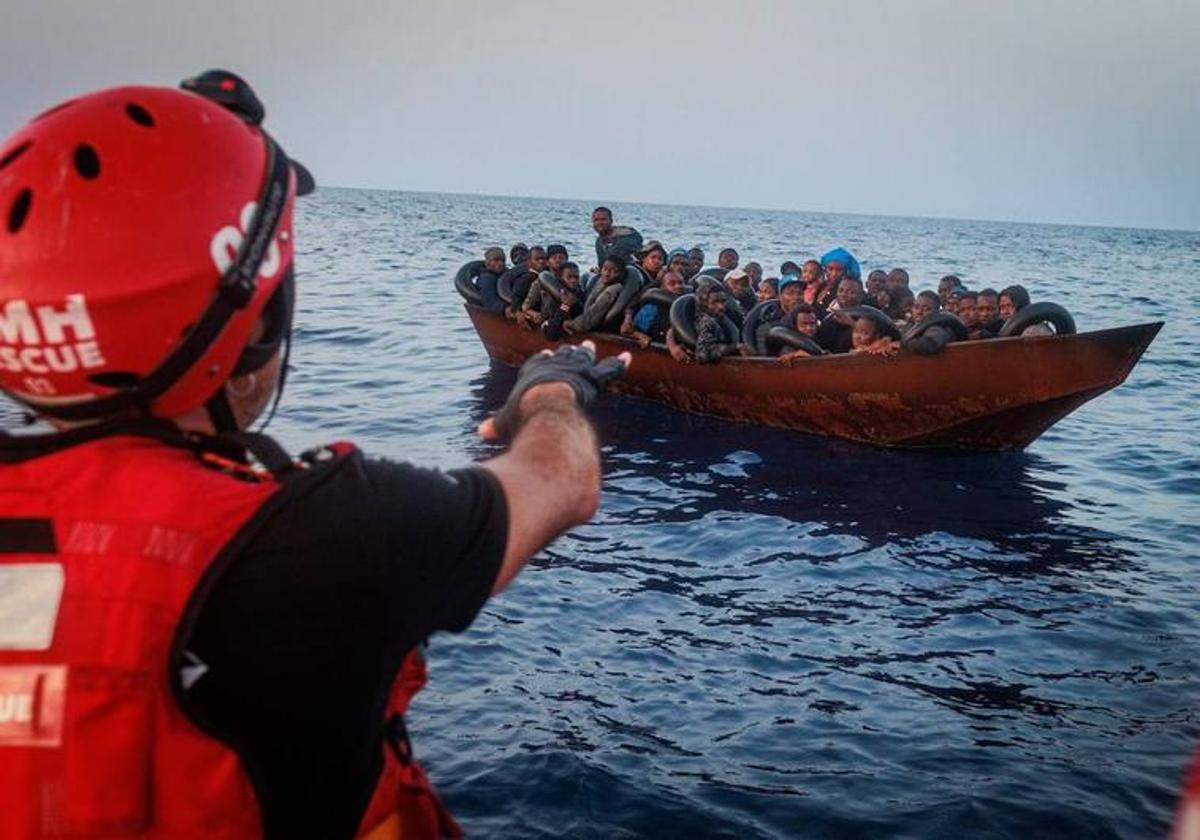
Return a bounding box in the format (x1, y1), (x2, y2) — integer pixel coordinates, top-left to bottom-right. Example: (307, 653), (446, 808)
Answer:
(180, 449), (507, 840)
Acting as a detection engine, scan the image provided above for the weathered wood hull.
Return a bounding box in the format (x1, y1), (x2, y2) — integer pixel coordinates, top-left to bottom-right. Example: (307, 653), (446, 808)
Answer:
(465, 306), (1162, 450)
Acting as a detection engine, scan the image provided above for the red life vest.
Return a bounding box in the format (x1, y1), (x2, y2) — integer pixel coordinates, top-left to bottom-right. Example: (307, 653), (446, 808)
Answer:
(0, 429), (460, 839)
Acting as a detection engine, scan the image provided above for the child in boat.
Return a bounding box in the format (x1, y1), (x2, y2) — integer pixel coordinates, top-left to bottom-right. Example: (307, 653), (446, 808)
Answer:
(693, 284), (741, 364)
(814, 277), (866, 353)
(685, 248), (705, 280)
(777, 304), (823, 365)
(850, 316), (899, 356)
(565, 255), (627, 335)
(541, 262), (584, 341)
(621, 270), (684, 348)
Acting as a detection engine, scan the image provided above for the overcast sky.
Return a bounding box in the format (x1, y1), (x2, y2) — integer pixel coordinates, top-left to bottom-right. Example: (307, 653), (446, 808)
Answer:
(3, 0), (1197, 230)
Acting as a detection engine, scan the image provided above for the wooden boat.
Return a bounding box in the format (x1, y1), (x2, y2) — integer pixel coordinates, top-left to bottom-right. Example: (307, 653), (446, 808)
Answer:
(464, 303), (1161, 451)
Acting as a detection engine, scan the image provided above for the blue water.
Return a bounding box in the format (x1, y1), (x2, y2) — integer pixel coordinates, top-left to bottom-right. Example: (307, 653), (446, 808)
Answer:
(8, 190), (1199, 837)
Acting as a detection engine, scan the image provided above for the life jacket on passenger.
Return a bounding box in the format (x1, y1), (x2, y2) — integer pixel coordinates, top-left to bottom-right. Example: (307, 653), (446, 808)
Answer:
(0, 421), (461, 840)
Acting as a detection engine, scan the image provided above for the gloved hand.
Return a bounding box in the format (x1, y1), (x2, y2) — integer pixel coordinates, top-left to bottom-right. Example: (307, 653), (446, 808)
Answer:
(480, 340), (631, 440)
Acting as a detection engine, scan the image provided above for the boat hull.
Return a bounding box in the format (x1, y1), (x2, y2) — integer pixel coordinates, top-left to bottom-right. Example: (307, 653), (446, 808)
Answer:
(466, 306), (1162, 451)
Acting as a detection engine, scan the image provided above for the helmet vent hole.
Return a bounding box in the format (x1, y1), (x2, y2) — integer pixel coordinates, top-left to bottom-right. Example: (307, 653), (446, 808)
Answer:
(74, 145), (101, 179)
(87, 372), (140, 389)
(0, 141), (32, 171)
(125, 103), (155, 127)
(7, 189), (32, 234)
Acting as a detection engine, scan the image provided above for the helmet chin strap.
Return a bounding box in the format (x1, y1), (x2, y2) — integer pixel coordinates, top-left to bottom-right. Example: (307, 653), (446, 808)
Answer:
(204, 389), (240, 434)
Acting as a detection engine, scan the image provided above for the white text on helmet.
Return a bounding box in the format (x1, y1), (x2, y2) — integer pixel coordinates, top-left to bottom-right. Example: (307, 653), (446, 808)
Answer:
(0, 295), (106, 381)
(209, 201), (283, 279)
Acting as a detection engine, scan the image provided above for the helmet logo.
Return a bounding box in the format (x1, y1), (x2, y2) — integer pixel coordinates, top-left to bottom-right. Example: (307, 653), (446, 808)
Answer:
(209, 200), (284, 280)
(0, 294), (106, 389)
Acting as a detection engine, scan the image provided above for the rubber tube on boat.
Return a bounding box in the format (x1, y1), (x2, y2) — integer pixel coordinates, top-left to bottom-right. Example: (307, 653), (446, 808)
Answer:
(668, 293), (739, 350)
(764, 326), (826, 357)
(741, 300), (782, 354)
(454, 260), (485, 305)
(903, 311), (968, 343)
(496, 264), (528, 305)
(998, 301), (1076, 337)
(838, 304), (902, 340)
(537, 270), (565, 302)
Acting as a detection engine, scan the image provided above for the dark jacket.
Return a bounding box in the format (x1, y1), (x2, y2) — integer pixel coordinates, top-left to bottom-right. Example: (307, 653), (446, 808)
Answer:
(594, 226), (643, 267)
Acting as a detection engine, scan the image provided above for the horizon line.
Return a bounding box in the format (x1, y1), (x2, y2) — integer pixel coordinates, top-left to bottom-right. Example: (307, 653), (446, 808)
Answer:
(314, 183), (1200, 237)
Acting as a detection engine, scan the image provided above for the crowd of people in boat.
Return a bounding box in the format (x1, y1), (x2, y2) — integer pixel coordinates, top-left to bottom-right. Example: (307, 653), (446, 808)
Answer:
(459, 206), (1073, 364)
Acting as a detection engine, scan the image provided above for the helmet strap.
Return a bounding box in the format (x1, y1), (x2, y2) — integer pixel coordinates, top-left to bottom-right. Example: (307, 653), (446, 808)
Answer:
(204, 389), (240, 434)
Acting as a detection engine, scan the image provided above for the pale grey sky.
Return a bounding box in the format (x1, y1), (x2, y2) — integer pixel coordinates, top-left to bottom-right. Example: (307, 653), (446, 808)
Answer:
(4, 0), (1198, 230)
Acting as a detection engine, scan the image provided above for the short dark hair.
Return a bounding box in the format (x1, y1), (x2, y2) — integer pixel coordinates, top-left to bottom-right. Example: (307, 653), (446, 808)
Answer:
(529, 245), (546, 257)
(840, 276), (864, 290)
(781, 260), (801, 274)
(868, 269), (888, 281)
(940, 274), (962, 288)
(546, 244), (568, 258)
(592, 206), (612, 219)
(602, 255), (626, 271)
(978, 287), (998, 299)
(794, 302), (815, 315)
(719, 247), (738, 259)
(562, 261), (579, 274)
(917, 290), (940, 308)
(958, 290), (978, 301)
(510, 243), (530, 262)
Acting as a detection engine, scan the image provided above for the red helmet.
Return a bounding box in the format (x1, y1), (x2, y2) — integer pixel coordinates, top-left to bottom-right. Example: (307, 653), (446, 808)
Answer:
(0, 71), (308, 422)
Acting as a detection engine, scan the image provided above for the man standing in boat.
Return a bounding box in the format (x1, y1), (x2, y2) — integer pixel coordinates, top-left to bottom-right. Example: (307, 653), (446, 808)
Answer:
(591, 206), (643, 272)
(0, 71), (629, 840)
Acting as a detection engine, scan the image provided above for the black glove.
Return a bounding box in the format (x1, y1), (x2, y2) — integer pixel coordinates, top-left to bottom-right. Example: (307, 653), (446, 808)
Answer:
(491, 344), (628, 439)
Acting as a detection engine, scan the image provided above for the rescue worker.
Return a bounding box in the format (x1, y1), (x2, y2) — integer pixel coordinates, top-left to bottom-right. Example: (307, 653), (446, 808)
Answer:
(0, 71), (628, 840)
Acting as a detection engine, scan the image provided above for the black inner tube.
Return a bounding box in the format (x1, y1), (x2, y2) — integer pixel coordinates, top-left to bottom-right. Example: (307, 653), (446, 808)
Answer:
(765, 326), (825, 357)
(741, 300), (782, 353)
(998, 301), (1076, 337)
(537, 270), (565, 302)
(497, 264), (529, 305)
(454, 260), (484, 305)
(839, 305), (902, 341)
(903, 311), (968, 342)
(668, 294), (739, 349)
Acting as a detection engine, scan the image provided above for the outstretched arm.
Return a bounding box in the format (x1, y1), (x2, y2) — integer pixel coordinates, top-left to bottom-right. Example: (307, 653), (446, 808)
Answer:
(480, 383), (599, 594)
(476, 343), (629, 595)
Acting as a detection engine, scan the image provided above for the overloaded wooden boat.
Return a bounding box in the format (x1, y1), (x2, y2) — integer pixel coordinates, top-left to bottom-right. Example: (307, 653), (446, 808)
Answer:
(458, 265), (1162, 451)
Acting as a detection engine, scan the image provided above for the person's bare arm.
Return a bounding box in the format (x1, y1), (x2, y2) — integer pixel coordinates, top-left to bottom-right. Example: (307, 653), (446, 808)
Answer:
(479, 383), (599, 594)
(474, 343), (629, 595)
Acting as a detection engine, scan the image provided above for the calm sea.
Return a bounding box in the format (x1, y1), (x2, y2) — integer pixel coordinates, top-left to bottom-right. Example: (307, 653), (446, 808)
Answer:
(7, 189), (1199, 838)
